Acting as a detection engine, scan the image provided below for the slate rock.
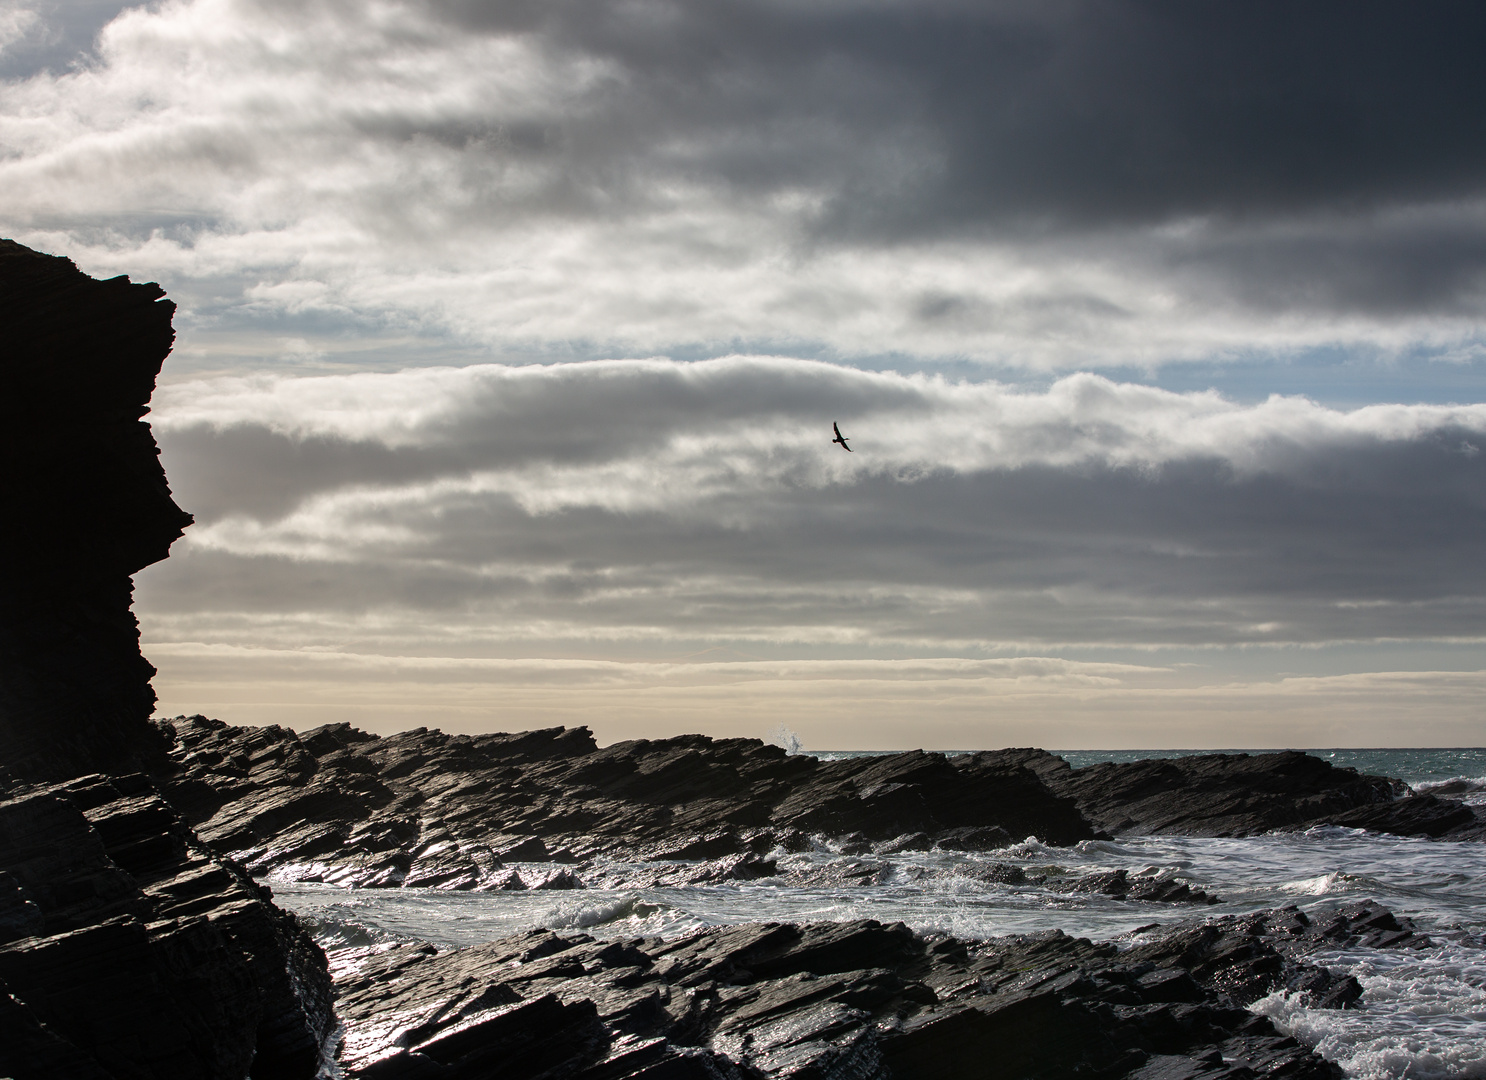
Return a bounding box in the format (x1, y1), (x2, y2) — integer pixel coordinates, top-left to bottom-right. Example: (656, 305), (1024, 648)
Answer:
(988, 747), (1484, 839)
(0, 774), (335, 1080)
(319, 903), (1380, 1080)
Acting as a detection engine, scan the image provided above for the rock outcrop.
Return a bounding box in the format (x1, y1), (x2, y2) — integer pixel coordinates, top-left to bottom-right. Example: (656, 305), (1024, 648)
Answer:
(323, 901), (1419, 1079)
(0, 242), (334, 1080)
(1003, 747), (1486, 840)
(149, 719), (1482, 894)
(0, 240), (192, 782)
(0, 772), (335, 1079)
(152, 717), (1095, 890)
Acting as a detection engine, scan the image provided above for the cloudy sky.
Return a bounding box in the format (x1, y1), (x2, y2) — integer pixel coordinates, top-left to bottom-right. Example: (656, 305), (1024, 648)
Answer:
(4, 0), (1484, 748)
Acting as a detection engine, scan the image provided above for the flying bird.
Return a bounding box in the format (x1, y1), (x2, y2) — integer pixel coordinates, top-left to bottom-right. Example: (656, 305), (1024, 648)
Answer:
(832, 422), (851, 451)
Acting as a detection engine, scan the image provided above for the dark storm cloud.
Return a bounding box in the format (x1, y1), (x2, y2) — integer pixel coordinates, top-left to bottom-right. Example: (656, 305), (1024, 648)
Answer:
(148, 359), (1486, 648)
(420, 0), (1486, 227)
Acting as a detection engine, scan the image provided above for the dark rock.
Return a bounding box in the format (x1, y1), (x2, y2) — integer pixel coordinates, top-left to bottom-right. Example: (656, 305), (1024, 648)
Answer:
(989, 747), (1484, 839)
(321, 902), (1378, 1079)
(151, 721), (1483, 893)
(0, 774), (334, 1080)
(1043, 868), (1219, 906)
(151, 718), (1100, 888)
(0, 240), (192, 783)
(933, 825), (1013, 851)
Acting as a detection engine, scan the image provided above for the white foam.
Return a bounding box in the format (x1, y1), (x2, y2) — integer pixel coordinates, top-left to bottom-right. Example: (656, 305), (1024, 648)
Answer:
(1253, 940), (1486, 1080)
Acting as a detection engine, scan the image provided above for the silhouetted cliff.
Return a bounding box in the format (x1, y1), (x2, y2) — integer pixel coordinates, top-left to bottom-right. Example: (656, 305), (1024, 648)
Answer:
(0, 240), (192, 781)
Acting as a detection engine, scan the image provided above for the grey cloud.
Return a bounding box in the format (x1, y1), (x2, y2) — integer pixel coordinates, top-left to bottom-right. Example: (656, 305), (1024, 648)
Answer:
(145, 361), (1486, 649)
(418, 0), (1486, 225)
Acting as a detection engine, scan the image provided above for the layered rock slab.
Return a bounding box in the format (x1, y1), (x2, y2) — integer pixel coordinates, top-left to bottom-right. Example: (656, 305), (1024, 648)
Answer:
(0, 772), (335, 1079)
(326, 903), (1415, 1079)
(154, 720), (1480, 894)
(153, 717), (1094, 890)
(1001, 748), (1486, 840)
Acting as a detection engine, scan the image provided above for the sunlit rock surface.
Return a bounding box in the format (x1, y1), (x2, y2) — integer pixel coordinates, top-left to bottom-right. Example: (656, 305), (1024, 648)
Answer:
(0, 240), (192, 782)
(322, 902), (1422, 1079)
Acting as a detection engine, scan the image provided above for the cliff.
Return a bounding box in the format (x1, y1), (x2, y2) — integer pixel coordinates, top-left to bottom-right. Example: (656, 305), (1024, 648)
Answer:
(0, 240), (193, 781)
(0, 242), (334, 1079)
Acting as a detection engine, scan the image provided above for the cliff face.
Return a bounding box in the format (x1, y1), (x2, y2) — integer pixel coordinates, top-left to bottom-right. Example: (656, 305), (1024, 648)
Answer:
(0, 240), (193, 781)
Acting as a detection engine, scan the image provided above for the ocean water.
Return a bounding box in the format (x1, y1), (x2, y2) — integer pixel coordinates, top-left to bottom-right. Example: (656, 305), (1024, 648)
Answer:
(271, 748), (1486, 1080)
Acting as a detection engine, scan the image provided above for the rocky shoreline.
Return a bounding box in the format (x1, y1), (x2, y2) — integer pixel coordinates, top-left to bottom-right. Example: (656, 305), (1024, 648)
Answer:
(6, 722), (1479, 1079)
(153, 715), (1485, 895)
(3, 745), (1441, 1080)
(8, 719), (1480, 1079)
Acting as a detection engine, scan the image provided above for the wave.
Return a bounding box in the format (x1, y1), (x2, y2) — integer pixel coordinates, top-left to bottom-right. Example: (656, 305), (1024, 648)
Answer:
(1412, 775), (1486, 803)
(1278, 871), (1389, 897)
(1252, 939), (1486, 1079)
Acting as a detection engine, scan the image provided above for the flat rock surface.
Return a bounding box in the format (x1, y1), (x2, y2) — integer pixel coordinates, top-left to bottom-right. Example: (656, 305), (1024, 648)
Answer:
(326, 901), (1418, 1079)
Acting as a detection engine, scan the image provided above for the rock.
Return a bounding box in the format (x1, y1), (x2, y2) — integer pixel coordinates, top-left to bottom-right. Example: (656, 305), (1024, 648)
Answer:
(151, 718), (1100, 889)
(320, 902), (1382, 1079)
(0, 240), (192, 783)
(934, 825), (1013, 851)
(991, 747), (1485, 839)
(0, 774), (335, 1079)
(1042, 868), (1219, 905)
(151, 720), (1484, 892)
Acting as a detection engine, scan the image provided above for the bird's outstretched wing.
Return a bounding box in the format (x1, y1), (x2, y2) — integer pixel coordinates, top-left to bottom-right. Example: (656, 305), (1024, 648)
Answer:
(833, 422), (843, 438)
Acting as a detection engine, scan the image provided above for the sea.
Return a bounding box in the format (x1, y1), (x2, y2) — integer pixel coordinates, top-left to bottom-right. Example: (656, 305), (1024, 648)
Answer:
(271, 748), (1486, 1080)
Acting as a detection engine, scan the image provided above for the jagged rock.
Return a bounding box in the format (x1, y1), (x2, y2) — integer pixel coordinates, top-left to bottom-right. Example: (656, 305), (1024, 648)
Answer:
(321, 903), (1384, 1079)
(0, 240), (192, 783)
(0, 774), (335, 1080)
(995, 747), (1485, 839)
(150, 719), (1483, 892)
(152, 717), (1098, 889)
(1043, 868), (1219, 905)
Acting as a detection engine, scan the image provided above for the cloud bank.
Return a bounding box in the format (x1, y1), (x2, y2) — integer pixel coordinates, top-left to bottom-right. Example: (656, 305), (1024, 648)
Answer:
(142, 358), (1486, 656)
(3, 0), (1486, 368)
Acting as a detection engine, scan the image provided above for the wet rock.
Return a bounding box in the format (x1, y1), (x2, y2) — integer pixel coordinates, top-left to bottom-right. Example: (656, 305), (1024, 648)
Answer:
(1045, 868), (1219, 905)
(155, 724), (1481, 895)
(152, 718), (1100, 889)
(322, 903), (1380, 1079)
(933, 825), (1013, 851)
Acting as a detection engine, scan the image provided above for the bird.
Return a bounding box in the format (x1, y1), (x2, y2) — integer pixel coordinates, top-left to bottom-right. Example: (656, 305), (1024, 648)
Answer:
(832, 422), (852, 451)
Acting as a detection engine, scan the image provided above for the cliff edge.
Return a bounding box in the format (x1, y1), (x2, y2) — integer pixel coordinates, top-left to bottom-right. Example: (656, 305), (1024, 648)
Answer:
(0, 240), (193, 781)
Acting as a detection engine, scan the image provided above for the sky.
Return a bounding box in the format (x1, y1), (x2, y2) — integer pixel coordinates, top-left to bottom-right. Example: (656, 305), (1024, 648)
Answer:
(2, 0), (1484, 749)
